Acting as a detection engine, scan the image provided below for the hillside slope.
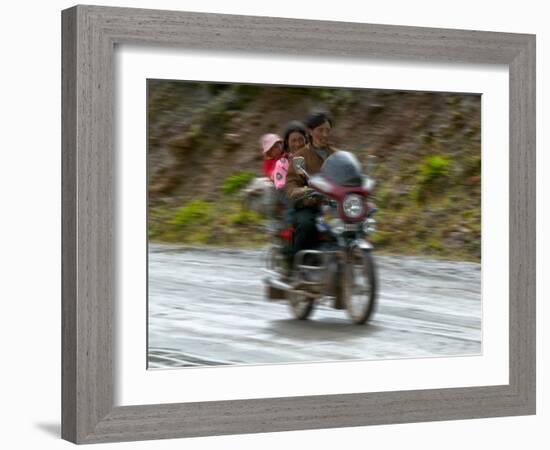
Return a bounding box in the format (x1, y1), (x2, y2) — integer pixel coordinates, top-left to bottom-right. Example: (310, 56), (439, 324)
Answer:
(147, 80), (481, 261)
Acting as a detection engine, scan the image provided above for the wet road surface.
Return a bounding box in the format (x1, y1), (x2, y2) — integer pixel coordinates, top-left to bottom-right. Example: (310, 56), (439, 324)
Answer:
(148, 244), (481, 368)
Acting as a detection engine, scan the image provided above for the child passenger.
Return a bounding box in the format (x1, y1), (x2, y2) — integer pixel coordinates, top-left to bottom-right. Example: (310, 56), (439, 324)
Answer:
(261, 133), (285, 182)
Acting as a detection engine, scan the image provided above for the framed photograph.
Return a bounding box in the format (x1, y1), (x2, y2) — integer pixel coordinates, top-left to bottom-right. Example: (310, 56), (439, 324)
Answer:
(145, 80), (483, 370)
(61, 5), (535, 444)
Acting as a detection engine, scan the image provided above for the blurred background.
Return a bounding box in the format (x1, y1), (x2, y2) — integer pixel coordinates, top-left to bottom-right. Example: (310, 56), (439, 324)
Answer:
(147, 80), (481, 262)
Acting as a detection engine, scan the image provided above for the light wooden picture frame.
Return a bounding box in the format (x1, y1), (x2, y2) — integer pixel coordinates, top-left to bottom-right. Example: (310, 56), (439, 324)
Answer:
(61, 4), (536, 444)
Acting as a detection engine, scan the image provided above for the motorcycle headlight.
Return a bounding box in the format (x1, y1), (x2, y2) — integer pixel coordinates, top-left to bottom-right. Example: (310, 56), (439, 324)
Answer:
(343, 194), (364, 218)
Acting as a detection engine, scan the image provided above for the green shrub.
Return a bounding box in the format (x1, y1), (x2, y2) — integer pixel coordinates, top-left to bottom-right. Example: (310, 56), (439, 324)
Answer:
(187, 229), (210, 244)
(410, 156), (451, 203)
(228, 209), (264, 226)
(222, 172), (255, 195)
(171, 200), (211, 226)
(427, 237), (443, 251)
(419, 156), (450, 185)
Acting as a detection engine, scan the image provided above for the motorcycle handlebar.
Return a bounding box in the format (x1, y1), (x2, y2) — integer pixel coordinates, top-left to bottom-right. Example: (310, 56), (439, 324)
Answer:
(294, 188), (324, 208)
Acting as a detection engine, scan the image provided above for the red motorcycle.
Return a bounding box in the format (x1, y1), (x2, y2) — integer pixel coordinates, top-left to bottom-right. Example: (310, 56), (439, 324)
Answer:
(264, 151), (378, 324)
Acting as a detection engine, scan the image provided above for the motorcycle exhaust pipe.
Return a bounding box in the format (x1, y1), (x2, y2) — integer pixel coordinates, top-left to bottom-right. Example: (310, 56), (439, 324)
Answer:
(264, 276), (293, 291)
(263, 276), (318, 299)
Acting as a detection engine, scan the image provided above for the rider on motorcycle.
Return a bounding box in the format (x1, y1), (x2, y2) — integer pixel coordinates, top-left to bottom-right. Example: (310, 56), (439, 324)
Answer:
(285, 111), (339, 265)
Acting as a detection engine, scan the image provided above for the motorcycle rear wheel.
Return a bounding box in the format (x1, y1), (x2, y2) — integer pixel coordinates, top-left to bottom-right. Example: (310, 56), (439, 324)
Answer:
(344, 248), (377, 324)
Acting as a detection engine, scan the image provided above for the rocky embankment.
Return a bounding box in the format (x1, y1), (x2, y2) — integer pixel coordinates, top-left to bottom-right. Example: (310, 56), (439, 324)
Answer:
(147, 81), (481, 261)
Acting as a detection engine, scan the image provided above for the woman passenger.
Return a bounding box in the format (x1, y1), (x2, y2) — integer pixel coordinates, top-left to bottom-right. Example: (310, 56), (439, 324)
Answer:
(272, 121), (308, 189)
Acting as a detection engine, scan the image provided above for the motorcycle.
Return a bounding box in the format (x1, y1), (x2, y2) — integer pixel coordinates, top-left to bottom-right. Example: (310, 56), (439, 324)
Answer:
(263, 151), (378, 325)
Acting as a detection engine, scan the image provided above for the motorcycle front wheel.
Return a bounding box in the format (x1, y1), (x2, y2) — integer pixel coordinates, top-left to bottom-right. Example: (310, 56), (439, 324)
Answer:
(344, 248), (377, 324)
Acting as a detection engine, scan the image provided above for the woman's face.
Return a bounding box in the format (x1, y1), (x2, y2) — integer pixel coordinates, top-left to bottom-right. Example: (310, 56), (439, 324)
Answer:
(309, 120), (331, 147)
(287, 131), (306, 152)
(266, 142), (283, 159)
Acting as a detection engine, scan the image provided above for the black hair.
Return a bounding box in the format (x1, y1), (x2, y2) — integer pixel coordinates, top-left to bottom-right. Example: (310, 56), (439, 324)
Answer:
(305, 111), (333, 130)
(283, 120), (308, 152)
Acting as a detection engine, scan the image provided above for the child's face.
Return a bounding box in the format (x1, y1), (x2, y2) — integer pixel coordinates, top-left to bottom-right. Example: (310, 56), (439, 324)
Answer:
(266, 142), (283, 159)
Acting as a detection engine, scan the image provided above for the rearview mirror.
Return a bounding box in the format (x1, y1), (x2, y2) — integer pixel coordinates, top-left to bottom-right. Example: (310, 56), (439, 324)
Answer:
(293, 156), (305, 172)
(292, 156), (310, 179)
